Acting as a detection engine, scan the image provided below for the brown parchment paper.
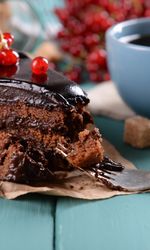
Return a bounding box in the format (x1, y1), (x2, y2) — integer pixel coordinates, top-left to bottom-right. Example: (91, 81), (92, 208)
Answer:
(0, 140), (137, 200)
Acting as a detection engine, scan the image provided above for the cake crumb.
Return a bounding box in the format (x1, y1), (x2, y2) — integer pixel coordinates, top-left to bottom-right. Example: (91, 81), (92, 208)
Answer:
(124, 116), (150, 148)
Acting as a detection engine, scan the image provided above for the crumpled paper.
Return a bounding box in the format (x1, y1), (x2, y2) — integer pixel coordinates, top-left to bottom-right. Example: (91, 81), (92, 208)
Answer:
(0, 140), (137, 200)
(88, 81), (135, 120)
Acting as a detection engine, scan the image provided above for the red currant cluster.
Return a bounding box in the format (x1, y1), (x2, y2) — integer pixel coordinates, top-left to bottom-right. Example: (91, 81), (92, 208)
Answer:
(55, 0), (150, 83)
(0, 32), (19, 66)
(0, 31), (49, 78)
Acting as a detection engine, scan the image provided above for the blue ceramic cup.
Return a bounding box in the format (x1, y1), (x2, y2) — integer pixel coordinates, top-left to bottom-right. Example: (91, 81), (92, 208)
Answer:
(106, 18), (150, 118)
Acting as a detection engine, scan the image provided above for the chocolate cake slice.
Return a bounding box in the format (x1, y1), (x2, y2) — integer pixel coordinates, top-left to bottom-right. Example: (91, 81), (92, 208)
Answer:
(0, 53), (104, 184)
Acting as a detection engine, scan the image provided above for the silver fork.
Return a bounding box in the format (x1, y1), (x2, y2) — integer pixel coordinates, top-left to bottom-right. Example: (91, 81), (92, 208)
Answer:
(88, 160), (150, 192)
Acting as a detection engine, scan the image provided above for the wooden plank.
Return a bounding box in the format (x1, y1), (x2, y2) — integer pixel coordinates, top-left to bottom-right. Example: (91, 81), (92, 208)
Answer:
(55, 117), (150, 250)
(0, 194), (55, 250)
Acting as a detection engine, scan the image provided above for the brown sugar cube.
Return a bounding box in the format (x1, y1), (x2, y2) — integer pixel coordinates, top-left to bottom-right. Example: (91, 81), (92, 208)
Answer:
(124, 116), (150, 148)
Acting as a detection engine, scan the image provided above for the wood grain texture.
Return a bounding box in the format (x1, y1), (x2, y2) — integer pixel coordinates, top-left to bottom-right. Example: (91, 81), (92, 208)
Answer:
(0, 194), (55, 250)
(55, 117), (150, 250)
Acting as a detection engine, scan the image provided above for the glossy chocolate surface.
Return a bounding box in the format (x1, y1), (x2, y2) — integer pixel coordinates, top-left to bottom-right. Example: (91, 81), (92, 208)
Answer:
(0, 53), (89, 108)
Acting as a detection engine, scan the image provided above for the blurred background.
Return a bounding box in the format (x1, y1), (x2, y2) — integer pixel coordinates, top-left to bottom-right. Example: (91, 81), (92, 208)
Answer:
(0, 0), (62, 51)
(0, 0), (150, 84)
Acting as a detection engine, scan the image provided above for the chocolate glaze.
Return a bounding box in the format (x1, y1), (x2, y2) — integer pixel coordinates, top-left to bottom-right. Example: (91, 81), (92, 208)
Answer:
(0, 53), (124, 189)
(96, 156), (124, 172)
(0, 53), (89, 108)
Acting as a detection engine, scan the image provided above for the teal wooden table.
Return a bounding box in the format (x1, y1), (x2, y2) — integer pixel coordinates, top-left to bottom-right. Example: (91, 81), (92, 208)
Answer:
(1, 1), (150, 249)
(0, 116), (150, 250)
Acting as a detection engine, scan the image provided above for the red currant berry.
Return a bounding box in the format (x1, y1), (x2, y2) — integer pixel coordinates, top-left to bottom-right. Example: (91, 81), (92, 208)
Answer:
(70, 36), (84, 46)
(99, 0), (108, 8)
(145, 1), (150, 8)
(0, 49), (19, 66)
(103, 72), (110, 81)
(87, 12), (109, 32)
(114, 12), (126, 22)
(84, 13), (94, 28)
(67, 19), (86, 35)
(100, 17), (114, 31)
(3, 32), (14, 47)
(5, 65), (18, 77)
(144, 9), (150, 17)
(70, 44), (85, 57)
(54, 8), (69, 24)
(61, 42), (70, 52)
(65, 67), (81, 83)
(107, 2), (120, 13)
(88, 49), (107, 69)
(0, 51), (4, 64)
(57, 29), (69, 39)
(84, 34), (100, 49)
(89, 71), (103, 82)
(86, 62), (99, 72)
(32, 57), (48, 75)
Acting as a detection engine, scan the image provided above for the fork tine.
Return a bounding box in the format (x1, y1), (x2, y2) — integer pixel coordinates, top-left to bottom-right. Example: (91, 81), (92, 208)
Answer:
(88, 168), (115, 180)
(97, 171), (116, 181)
(98, 169), (150, 192)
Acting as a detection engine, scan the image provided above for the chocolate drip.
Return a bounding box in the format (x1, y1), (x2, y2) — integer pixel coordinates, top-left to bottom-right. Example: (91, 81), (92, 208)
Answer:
(97, 156), (124, 172)
(90, 156), (124, 178)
